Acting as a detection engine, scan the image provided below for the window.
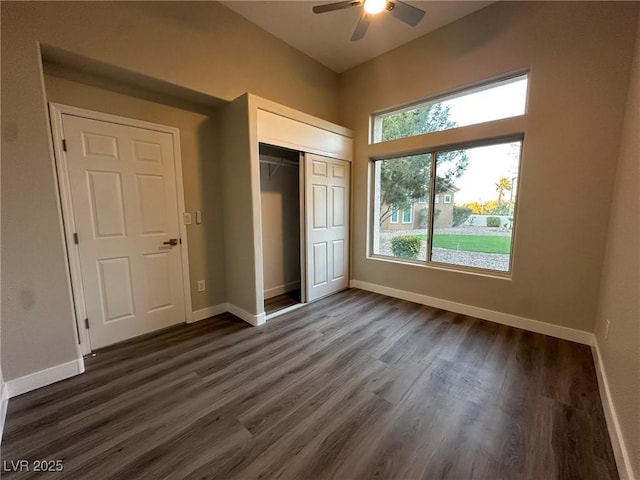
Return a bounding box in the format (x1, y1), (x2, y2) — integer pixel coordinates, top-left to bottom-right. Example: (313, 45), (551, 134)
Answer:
(370, 71), (528, 274)
(372, 153), (431, 261)
(371, 140), (522, 274)
(372, 73), (528, 144)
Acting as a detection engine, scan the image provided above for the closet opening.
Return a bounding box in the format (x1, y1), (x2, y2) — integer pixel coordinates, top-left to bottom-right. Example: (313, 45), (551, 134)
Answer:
(259, 143), (305, 317)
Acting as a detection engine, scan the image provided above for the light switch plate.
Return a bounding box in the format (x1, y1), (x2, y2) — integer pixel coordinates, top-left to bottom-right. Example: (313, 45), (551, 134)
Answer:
(195, 210), (202, 224)
(183, 212), (192, 225)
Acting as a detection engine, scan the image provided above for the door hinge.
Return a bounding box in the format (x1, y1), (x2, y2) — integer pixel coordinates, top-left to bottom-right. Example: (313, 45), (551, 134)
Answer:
(84, 318), (90, 329)
(62, 139), (67, 152)
(73, 232), (79, 244)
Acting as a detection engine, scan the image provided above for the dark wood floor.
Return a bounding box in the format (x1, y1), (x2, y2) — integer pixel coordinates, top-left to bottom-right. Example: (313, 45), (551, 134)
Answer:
(2, 289), (617, 479)
(264, 289), (301, 315)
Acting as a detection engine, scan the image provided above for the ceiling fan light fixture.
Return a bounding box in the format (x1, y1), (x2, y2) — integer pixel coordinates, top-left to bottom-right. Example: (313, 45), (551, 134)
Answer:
(312, 0), (425, 41)
(363, 0), (387, 15)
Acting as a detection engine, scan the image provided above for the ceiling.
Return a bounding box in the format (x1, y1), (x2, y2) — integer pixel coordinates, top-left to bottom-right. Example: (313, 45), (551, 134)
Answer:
(221, 1), (493, 73)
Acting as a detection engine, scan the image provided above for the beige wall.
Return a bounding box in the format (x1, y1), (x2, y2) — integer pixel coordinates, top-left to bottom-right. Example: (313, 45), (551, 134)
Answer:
(260, 157), (301, 297)
(594, 13), (640, 478)
(43, 64), (226, 312)
(219, 94), (262, 317)
(1, 1), (339, 381)
(339, 1), (639, 332)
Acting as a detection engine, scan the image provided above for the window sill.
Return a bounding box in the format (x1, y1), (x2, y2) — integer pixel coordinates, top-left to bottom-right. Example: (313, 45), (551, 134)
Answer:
(366, 253), (513, 280)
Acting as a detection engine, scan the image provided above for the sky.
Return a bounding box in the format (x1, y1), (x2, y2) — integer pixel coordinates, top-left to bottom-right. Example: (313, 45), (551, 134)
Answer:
(445, 76), (528, 128)
(445, 142), (521, 205)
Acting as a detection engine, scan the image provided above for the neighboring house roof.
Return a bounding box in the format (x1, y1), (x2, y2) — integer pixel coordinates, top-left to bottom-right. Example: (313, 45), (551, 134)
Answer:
(438, 185), (460, 194)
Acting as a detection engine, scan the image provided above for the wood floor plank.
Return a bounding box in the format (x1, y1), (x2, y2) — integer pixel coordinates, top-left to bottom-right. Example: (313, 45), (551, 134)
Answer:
(1, 289), (618, 480)
(264, 289), (301, 315)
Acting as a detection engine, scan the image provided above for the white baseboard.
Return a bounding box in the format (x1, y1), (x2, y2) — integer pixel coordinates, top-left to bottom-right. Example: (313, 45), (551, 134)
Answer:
(190, 303), (228, 323)
(0, 381), (8, 443)
(264, 281), (301, 300)
(265, 302), (305, 321)
(350, 280), (592, 345)
(592, 338), (635, 480)
(227, 303), (266, 326)
(6, 358), (85, 399)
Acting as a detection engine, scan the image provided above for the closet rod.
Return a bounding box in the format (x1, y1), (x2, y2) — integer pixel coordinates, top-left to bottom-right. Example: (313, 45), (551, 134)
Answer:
(260, 154), (299, 179)
(259, 155), (299, 168)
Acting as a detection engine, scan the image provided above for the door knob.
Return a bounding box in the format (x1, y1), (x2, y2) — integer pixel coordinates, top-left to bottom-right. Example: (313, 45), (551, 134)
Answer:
(163, 238), (178, 246)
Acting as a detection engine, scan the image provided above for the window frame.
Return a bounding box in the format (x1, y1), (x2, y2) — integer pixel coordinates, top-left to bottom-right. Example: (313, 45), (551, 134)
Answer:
(370, 71), (529, 144)
(367, 69), (530, 278)
(369, 135), (524, 277)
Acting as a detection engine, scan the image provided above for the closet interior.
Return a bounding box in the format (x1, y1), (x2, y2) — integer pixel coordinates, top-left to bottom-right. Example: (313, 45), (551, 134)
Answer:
(259, 143), (304, 316)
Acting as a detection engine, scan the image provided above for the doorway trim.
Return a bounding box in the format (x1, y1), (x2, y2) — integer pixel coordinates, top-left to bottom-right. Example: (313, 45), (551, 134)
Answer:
(48, 103), (193, 355)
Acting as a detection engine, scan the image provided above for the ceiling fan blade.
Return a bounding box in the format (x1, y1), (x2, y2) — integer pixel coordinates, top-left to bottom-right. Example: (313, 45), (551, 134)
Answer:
(351, 12), (371, 41)
(387, 1), (425, 26)
(312, 1), (361, 14)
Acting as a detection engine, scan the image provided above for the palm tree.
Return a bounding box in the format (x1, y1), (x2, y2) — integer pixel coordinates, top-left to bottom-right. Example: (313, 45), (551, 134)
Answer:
(495, 177), (512, 204)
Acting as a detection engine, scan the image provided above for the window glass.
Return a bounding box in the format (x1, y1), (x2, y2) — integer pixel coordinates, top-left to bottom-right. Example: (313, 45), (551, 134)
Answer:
(372, 74), (528, 143)
(372, 153), (432, 261)
(431, 141), (521, 272)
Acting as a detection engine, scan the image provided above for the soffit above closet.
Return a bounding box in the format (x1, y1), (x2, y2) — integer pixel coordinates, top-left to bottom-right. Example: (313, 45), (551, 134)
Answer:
(220, 1), (493, 73)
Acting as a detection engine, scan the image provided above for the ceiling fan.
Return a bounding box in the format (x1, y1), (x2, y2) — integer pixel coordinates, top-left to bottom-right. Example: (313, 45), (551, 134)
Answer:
(312, 0), (426, 41)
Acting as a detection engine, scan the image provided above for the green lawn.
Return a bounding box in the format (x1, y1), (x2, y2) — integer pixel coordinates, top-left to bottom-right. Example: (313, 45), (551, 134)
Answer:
(415, 234), (512, 254)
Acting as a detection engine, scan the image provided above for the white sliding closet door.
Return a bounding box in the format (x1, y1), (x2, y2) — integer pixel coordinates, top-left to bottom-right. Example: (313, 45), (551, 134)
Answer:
(305, 154), (350, 302)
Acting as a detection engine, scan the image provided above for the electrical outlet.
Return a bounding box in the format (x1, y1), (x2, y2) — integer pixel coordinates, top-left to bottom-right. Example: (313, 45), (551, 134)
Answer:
(605, 319), (611, 339)
(197, 280), (206, 292)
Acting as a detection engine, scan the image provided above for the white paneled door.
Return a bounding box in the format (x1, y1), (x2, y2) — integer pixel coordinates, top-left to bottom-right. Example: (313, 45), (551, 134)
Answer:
(61, 114), (185, 349)
(305, 154), (350, 302)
